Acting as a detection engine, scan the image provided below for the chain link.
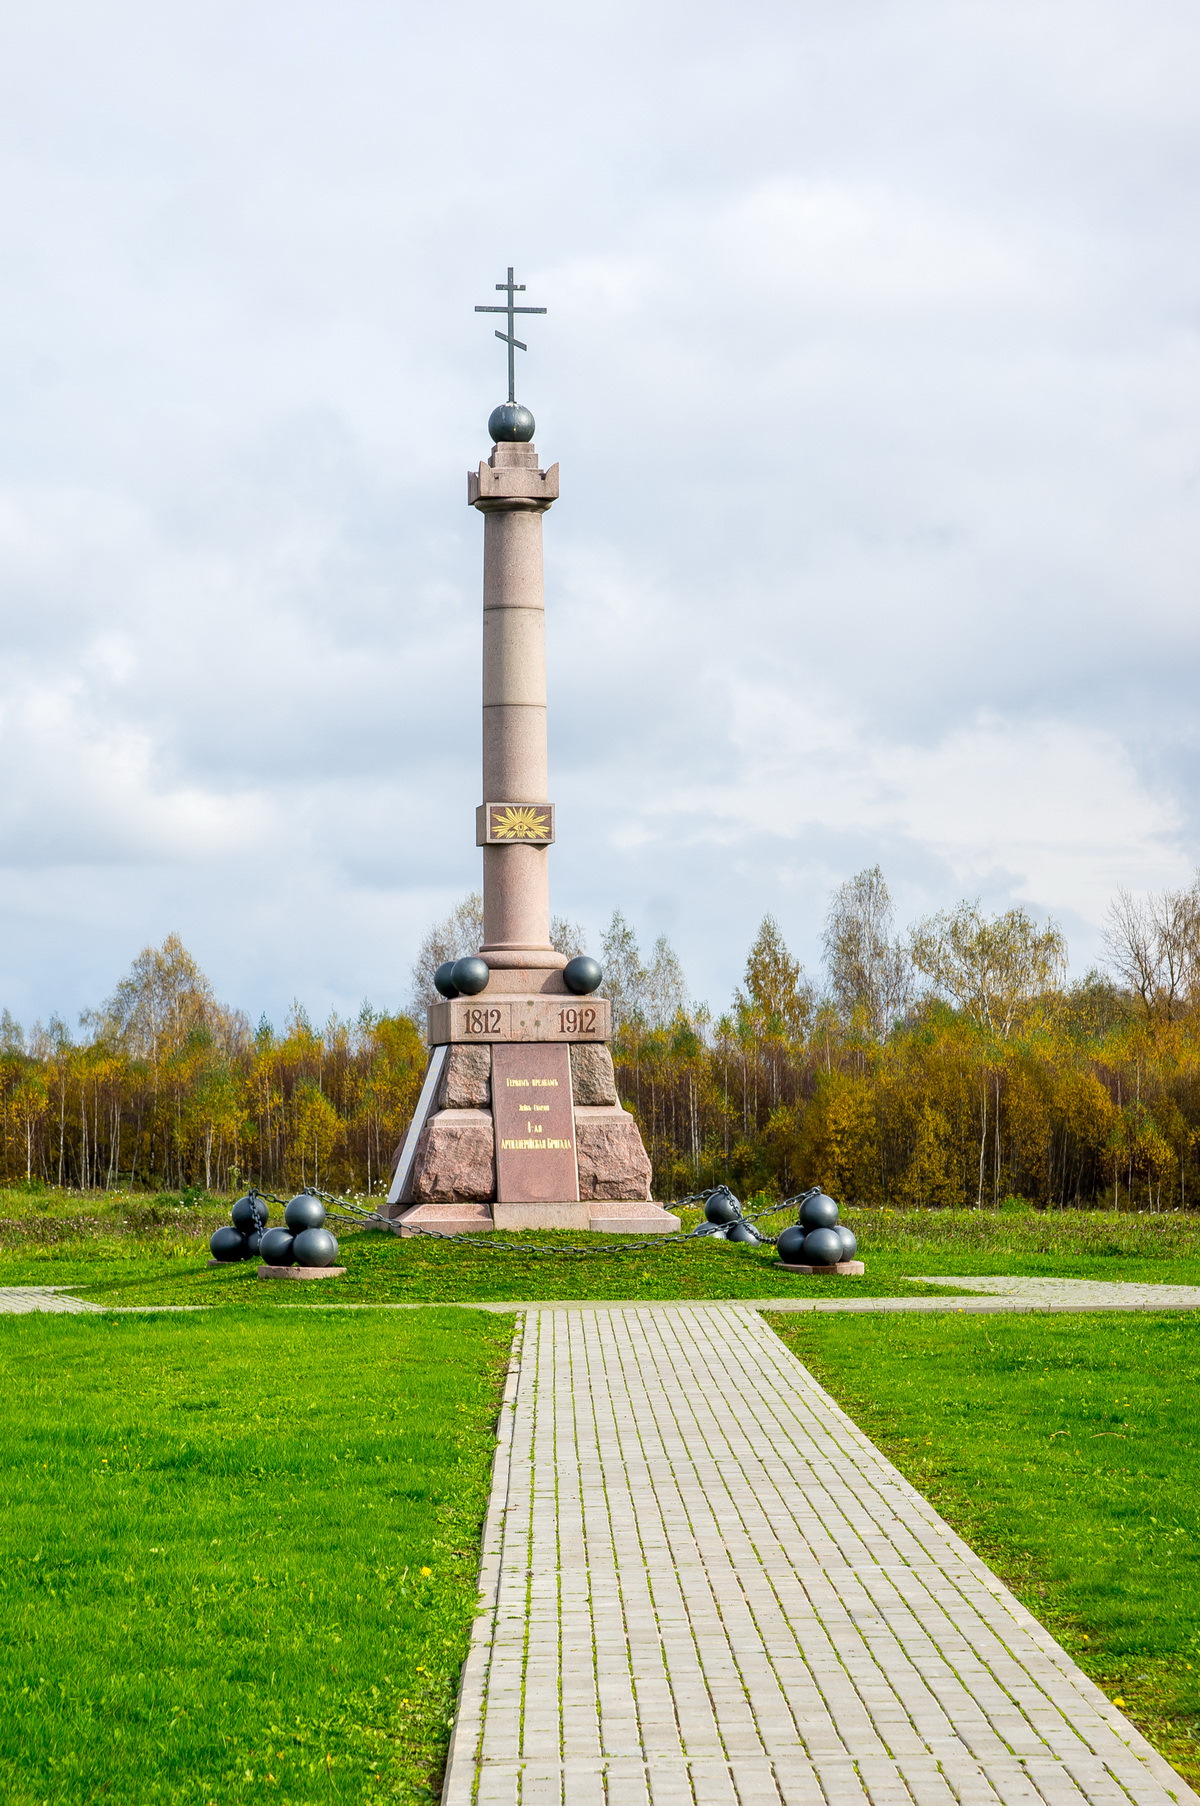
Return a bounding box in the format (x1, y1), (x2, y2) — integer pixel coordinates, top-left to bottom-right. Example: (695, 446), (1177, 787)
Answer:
(245, 1186), (811, 1257)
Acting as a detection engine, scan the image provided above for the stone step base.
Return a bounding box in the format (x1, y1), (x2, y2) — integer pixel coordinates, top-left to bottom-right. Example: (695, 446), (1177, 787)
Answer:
(777, 1259), (865, 1276)
(392, 1201), (682, 1238)
(394, 1201), (495, 1238)
(588, 1202), (681, 1235)
(256, 1264), (346, 1279)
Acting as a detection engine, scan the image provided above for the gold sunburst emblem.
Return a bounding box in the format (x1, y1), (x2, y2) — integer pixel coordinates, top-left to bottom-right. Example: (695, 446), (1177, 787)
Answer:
(491, 805), (551, 841)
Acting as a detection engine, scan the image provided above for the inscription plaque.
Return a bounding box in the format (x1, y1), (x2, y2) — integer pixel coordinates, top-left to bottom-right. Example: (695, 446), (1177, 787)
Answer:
(492, 1042), (579, 1203)
(429, 995), (611, 1046)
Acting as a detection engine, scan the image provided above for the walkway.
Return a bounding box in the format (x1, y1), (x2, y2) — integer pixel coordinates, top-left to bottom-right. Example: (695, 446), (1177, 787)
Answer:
(444, 1303), (1197, 1806)
(0, 1286), (201, 1313)
(915, 1275), (1200, 1310)
(6, 1276), (1200, 1315)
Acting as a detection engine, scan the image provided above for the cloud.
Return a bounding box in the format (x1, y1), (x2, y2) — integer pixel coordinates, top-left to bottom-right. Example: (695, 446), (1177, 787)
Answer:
(0, 0), (1198, 1024)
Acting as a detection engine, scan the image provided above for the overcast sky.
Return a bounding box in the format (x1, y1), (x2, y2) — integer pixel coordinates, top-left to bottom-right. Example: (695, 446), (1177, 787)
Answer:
(1, 0), (1198, 1028)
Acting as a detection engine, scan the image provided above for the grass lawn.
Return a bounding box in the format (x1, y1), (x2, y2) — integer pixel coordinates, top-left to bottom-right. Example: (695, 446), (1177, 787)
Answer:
(5, 1189), (1200, 1309)
(769, 1308), (1200, 1787)
(6, 1189), (1200, 1796)
(0, 1307), (513, 1806)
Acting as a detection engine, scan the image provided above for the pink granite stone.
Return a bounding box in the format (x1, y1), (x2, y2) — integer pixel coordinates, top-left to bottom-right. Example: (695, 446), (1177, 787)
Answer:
(574, 1106), (653, 1202)
(410, 1109), (495, 1202)
(569, 1042), (619, 1106)
(438, 1044), (492, 1109)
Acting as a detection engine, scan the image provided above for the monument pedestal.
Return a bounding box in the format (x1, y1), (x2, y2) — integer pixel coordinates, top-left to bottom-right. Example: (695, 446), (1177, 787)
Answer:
(386, 1028), (679, 1236)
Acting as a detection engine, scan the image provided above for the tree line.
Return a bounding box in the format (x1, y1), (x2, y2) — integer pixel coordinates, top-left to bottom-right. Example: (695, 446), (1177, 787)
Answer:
(3, 869), (1200, 1207)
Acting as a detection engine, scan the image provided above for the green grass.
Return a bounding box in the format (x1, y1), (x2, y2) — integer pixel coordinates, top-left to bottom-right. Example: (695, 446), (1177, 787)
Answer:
(849, 1203), (1200, 1286)
(768, 1308), (1200, 1786)
(0, 1308), (513, 1805)
(54, 1225), (961, 1309)
(10, 1199), (1200, 1310)
(6, 1190), (1200, 1307)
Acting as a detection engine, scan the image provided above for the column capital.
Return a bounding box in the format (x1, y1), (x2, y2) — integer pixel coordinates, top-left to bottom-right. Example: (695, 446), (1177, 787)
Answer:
(468, 441), (560, 511)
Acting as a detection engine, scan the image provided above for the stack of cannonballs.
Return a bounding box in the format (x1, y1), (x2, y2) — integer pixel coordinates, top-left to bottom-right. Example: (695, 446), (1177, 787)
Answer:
(208, 1192), (268, 1263)
(775, 1191), (860, 1271)
(258, 1194), (340, 1271)
(208, 1191), (339, 1271)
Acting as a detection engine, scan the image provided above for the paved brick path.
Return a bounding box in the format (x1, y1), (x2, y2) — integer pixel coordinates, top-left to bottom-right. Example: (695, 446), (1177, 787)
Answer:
(0, 1286), (199, 1313)
(444, 1304), (1197, 1806)
(5, 1277), (1200, 1316)
(916, 1276), (1200, 1310)
(0, 1286), (109, 1313)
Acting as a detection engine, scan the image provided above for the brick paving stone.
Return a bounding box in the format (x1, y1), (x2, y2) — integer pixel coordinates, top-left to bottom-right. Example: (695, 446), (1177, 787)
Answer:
(443, 1304), (1200, 1806)
(0, 1286), (202, 1314)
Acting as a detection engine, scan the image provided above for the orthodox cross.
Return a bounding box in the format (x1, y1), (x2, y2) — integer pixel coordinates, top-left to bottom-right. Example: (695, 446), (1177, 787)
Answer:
(475, 267), (547, 404)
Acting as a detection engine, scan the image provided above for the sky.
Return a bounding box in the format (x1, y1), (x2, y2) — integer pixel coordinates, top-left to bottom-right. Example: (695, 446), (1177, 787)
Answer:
(1, 0), (1198, 1029)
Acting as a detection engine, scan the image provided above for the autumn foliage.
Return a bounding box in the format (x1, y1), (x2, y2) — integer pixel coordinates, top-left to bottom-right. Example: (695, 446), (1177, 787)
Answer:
(3, 869), (1200, 1208)
(0, 936), (425, 1195)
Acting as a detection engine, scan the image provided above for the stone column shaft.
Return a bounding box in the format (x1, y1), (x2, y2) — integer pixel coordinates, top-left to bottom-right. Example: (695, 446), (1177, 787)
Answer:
(469, 440), (561, 977)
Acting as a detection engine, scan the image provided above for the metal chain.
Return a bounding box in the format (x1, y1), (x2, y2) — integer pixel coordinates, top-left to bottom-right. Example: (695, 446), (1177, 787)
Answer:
(245, 1184), (813, 1257)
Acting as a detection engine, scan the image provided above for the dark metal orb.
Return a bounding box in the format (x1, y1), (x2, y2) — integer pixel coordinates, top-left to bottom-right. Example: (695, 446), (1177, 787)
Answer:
(563, 956), (603, 996)
(799, 1190), (840, 1231)
(451, 956), (490, 996)
(488, 402), (535, 443)
(293, 1226), (339, 1267)
(837, 1225), (858, 1260)
(704, 1186), (742, 1226)
(775, 1223), (808, 1263)
(231, 1193), (267, 1233)
(726, 1220), (762, 1244)
(434, 961), (460, 999)
(246, 1231), (262, 1257)
(285, 1193), (326, 1232)
(259, 1226), (296, 1265)
(802, 1226), (844, 1267)
(209, 1225), (250, 1262)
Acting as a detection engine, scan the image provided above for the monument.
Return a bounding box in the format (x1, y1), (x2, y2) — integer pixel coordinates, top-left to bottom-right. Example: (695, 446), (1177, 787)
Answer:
(385, 270), (678, 1236)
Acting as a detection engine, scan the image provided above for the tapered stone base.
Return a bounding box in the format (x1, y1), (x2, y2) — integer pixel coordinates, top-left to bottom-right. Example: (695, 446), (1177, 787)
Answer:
(385, 1028), (663, 1231)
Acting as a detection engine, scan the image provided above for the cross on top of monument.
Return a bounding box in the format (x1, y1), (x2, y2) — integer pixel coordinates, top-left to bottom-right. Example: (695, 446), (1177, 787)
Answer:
(475, 267), (546, 406)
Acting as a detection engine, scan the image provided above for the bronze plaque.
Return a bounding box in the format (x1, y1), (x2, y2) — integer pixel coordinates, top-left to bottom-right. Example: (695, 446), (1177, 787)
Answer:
(492, 1042), (579, 1203)
(476, 803), (555, 845)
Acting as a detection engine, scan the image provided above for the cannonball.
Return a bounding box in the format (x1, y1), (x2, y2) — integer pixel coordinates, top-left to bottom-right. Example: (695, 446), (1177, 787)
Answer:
(563, 956), (603, 995)
(799, 1190), (840, 1231)
(293, 1226), (339, 1268)
(488, 402), (535, 443)
(726, 1220), (762, 1244)
(451, 956), (490, 996)
(704, 1186), (743, 1226)
(231, 1193), (267, 1233)
(775, 1223), (808, 1263)
(246, 1231), (263, 1257)
(837, 1225), (858, 1260)
(285, 1193), (326, 1232)
(802, 1226), (844, 1267)
(209, 1225), (250, 1263)
(433, 961), (460, 998)
(259, 1226), (296, 1266)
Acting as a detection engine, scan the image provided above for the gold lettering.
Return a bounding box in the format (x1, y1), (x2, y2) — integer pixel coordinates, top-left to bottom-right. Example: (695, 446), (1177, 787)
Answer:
(499, 1137), (574, 1151)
